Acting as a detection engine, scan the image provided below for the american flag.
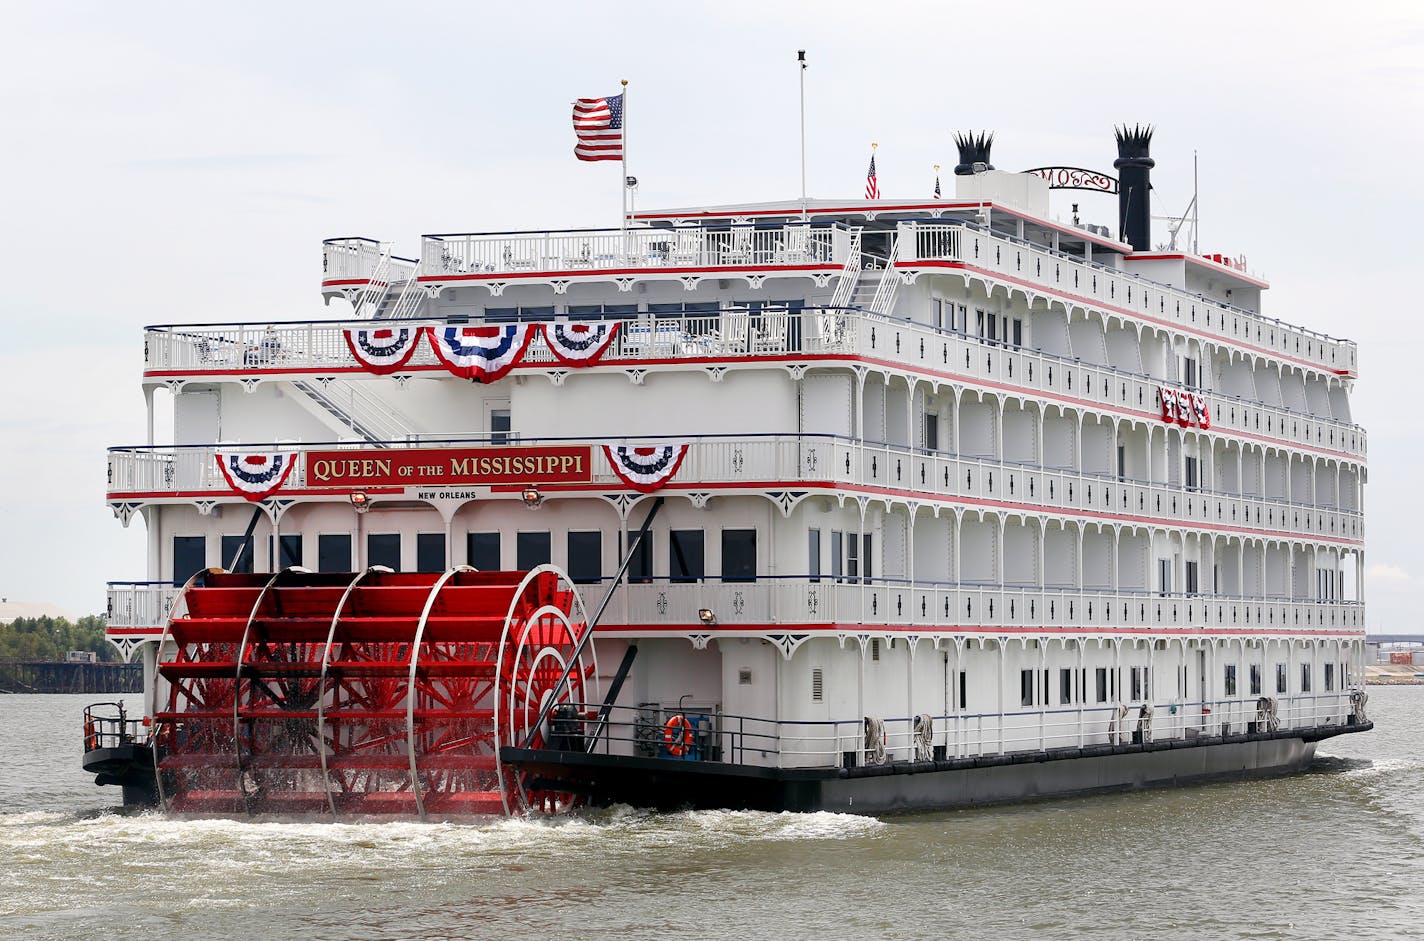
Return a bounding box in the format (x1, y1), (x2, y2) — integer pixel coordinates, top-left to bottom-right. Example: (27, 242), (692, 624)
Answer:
(865, 151), (880, 199)
(573, 93), (624, 162)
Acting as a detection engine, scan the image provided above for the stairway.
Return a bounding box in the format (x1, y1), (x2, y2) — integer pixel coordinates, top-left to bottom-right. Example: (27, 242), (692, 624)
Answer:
(290, 379), (422, 445)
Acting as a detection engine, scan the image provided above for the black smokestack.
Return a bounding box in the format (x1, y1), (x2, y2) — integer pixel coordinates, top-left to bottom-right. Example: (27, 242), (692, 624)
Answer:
(953, 131), (994, 176)
(1114, 124), (1154, 251)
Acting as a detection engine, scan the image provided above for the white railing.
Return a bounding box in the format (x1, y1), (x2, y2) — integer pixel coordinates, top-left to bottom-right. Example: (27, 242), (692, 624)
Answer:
(106, 582), (182, 629)
(292, 378), (423, 443)
(420, 224), (843, 277)
(321, 237), (417, 286)
(896, 221), (1358, 377)
(140, 310), (1366, 460)
(105, 435), (1364, 544)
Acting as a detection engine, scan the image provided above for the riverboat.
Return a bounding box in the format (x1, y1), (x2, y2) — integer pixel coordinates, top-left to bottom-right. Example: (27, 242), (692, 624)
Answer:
(87, 126), (1371, 816)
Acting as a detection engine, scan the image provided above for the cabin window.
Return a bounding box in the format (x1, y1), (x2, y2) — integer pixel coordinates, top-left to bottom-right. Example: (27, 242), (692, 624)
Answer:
(811, 668), (824, 702)
(172, 536), (207, 586)
(648, 302), (719, 314)
(1020, 669), (1034, 708)
(1250, 664), (1262, 696)
(924, 414), (939, 451)
(1095, 667), (1109, 703)
(808, 528), (821, 582)
(862, 535), (873, 580)
(567, 531), (602, 584)
(220, 534), (254, 574)
(516, 531), (551, 570)
(954, 304), (968, 334)
(1130, 667), (1150, 702)
(721, 529), (757, 582)
(1059, 668), (1073, 705)
(368, 533), (401, 572)
(625, 531), (653, 584)
(1300, 663), (1312, 693)
(1117, 444), (1126, 481)
(1224, 664), (1238, 697)
(1276, 663), (1288, 694)
(831, 531), (844, 581)
(1011, 318), (1023, 347)
(489, 407), (511, 445)
(739, 669), (752, 685)
(669, 530), (705, 583)
(1324, 663), (1335, 691)
(845, 533), (860, 583)
(959, 670), (968, 710)
(275, 533), (302, 570)
(416, 533), (445, 573)
(467, 532), (500, 571)
(317, 533), (348, 573)
(567, 303), (638, 320)
(485, 305), (554, 322)
(1182, 356), (1199, 388)
(1158, 559), (1173, 596)
(1184, 456), (1199, 491)
(1185, 561), (1200, 596)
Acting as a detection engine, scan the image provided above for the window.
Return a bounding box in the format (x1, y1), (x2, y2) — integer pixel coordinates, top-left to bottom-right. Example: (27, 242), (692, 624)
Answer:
(220, 535), (253, 574)
(516, 531), (551, 570)
(924, 414), (939, 452)
(276, 534), (302, 570)
(626, 530), (653, 584)
(318, 533), (350, 573)
(1183, 357), (1199, 388)
(669, 530), (705, 582)
(721, 529), (757, 582)
(954, 304), (968, 334)
(1158, 559), (1172, 596)
(1301, 663), (1312, 693)
(416, 533), (445, 573)
(1225, 664), (1238, 697)
(1020, 669), (1034, 708)
(845, 533), (860, 583)
(567, 303), (638, 320)
(172, 536), (206, 586)
(1130, 667), (1150, 702)
(808, 528), (821, 582)
(367, 533), (401, 571)
(958, 671), (967, 710)
(811, 667), (824, 702)
(831, 531), (843, 581)
(1117, 444), (1126, 481)
(648, 302), (719, 314)
(467, 532), (500, 571)
(1276, 663), (1287, 694)
(485, 305), (555, 322)
(932, 298), (946, 331)
(490, 408), (511, 445)
(1185, 561), (1199, 596)
(1250, 663), (1262, 696)
(1095, 667), (1109, 703)
(1184, 456), (1199, 491)
(1060, 668), (1073, 705)
(1011, 318), (1023, 347)
(863, 534), (873, 580)
(567, 532), (602, 584)
(1324, 662), (1335, 692)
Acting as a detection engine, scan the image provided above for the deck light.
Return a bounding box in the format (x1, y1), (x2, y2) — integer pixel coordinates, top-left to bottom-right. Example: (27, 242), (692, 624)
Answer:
(349, 491), (370, 514)
(521, 487), (543, 509)
(698, 608), (716, 625)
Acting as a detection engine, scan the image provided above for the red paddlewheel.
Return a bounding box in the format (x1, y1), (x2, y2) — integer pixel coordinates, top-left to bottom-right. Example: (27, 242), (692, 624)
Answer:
(152, 564), (595, 818)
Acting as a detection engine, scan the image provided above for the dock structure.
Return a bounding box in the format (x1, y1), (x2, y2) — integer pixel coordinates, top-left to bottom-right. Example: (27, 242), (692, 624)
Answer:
(0, 660), (142, 694)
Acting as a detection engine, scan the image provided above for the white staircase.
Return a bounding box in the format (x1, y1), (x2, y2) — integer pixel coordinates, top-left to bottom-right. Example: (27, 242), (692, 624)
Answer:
(839, 229), (901, 318)
(351, 248), (395, 319)
(828, 228), (863, 309)
(290, 379), (422, 445)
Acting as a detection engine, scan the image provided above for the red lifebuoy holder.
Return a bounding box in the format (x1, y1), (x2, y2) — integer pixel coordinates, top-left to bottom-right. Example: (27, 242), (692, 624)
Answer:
(664, 714), (693, 757)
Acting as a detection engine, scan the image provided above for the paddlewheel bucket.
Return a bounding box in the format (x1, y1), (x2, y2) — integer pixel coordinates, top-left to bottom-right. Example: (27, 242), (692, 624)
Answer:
(151, 565), (596, 818)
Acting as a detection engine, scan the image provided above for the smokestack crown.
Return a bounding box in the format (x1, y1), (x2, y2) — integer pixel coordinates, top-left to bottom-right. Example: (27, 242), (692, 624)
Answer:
(954, 131), (995, 176)
(1113, 124), (1155, 169)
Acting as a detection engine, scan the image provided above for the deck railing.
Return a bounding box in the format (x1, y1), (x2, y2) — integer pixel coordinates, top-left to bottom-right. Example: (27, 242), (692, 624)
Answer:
(321, 237), (418, 284)
(895, 220), (1357, 377)
(104, 433), (1362, 544)
(139, 309), (1366, 460)
(420, 223), (847, 277)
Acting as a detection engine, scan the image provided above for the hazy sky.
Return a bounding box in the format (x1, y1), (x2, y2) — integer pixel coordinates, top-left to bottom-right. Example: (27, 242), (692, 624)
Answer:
(1, 1), (1420, 633)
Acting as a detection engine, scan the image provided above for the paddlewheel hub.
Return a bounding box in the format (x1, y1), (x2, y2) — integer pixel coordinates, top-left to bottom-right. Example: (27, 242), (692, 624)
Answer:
(152, 565), (596, 817)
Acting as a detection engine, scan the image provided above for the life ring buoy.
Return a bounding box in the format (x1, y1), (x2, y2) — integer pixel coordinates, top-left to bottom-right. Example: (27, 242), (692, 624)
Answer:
(664, 714), (693, 757)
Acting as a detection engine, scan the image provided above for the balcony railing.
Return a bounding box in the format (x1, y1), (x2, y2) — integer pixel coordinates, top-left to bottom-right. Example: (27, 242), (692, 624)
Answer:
(140, 308), (1367, 460)
(105, 434), (1363, 544)
(321, 237), (418, 284)
(104, 577), (1363, 635)
(895, 221), (1358, 377)
(419, 223), (848, 278)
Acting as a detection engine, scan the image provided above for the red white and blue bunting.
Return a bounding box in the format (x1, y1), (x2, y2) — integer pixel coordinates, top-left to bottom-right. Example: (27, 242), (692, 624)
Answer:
(214, 452), (298, 501)
(541, 321), (620, 366)
(1159, 386), (1211, 429)
(428, 324), (533, 382)
(603, 443), (689, 493)
(343, 326), (424, 374)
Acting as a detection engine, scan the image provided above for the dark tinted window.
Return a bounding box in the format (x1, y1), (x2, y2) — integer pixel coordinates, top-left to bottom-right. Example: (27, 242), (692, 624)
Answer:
(318, 533), (351, 573)
(669, 530), (705, 582)
(416, 533), (445, 573)
(626, 531), (653, 583)
(721, 529), (756, 582)
(467, 532), (500, 571)
(172, 536), (206, 586)
(277, 534), (302, 569)
(516, 531), (551, 570)
(367, 533), (400, 571)
(567, 531), (602, 584)
(220, 535), (253, 574)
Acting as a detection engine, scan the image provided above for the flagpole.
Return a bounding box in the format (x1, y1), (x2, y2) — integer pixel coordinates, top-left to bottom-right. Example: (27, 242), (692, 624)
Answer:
(620, 78), (629, 243)
(797, 50), (807, 219)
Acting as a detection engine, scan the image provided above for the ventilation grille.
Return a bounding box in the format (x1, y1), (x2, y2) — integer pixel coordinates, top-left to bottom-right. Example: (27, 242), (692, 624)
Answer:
(811, 667), (824, 702)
